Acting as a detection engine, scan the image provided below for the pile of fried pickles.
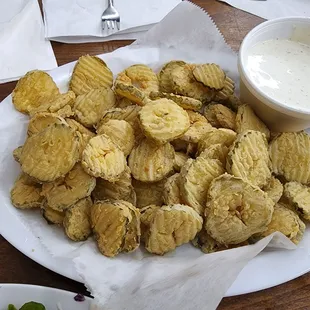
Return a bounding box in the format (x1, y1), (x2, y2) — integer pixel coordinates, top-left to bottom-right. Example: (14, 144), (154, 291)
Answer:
(10, 55), (309, 257)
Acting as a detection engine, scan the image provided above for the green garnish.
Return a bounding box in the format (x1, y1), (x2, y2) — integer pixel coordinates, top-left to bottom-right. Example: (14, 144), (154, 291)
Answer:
(19, 302), (45, 310)
(7, 305), (17, 310)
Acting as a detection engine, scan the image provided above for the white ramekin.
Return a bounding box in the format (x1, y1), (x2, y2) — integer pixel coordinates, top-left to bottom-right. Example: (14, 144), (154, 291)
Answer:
(238, 17), (310, 132)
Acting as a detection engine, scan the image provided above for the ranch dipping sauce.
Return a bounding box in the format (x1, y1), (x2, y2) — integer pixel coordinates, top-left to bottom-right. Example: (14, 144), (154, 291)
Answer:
(245, 39), (310, 111)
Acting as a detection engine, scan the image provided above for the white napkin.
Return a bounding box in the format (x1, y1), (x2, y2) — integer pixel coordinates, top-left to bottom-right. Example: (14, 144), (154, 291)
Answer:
(0, 0), (57, 84)
(43, 0), (181, 43)
(218, 0), (310, 20)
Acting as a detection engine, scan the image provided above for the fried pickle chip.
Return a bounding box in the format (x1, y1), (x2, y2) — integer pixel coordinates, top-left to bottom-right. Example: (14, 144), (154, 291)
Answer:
(140, 205), (160, 242)
(171, 63), (215, 102)
(283, 182), (310, 221)
(178, 111), (213, 144)
(214, 76), (235, 101)
(204, 103), (236, 130)
(91, 200), (140, 257)
(180, 157), (224, 214)
(193, 64), (226, 90)
(96, 120), (135, 156)
(64, 197), (93, 241)
(13, 146), (23, 163)
(205, 174), (274, 245)
(20, 124), (80, 182)
(197, 128), (236, 155)
(114, 82), (146, 106)
(149, 91), (202, 111)
(158, 60), (186, 93)
(163, 173), (182, 205)
(27, 113), (67, 136)
(199, 144), (229, 166)
(11, 173), (43, 209)
(145, 204), (203, 255)
(128, 139), (175, 182)
(138, 99), (190, 144)
(82, 134), (126, 181)
(12, 70), (59, 114)
(270, 132), (310, 184)
(173, 152), (190, 172)
(236, 105), (270, 140)
(41, 163), (96, 211)
(117, 97), (134, 108)
(227, 130), (271, 188)
(92, 166), (136, 206)
(74, 87), (116, 127)
(42, 206), (65, 225)
(133, 178), (165, 208)
(69, 55), (113, 95)
(221, 94), (243, 112)
(30, 91), (76, 118)
(263, 176), (283, 204)
(259, 203), (305, 244)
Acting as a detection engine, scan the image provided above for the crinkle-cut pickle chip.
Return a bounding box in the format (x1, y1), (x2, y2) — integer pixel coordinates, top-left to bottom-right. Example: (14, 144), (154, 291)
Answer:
(11, 173), (43, 209)
(140, 205), (160, 242)
(20, 123), (80, 182)
(133, 178), (165, 208)
(163, 173), (182, 205)
(179, 111), (213, 144)
(205, 174), (274, 245)
(180, 157), (224, 215)
(173, 152), (190, 172)
(199, 143), (229, 166)
(82, 134), (126, 181)
(197, 128), (236, 155)
(114, 82), (146, 106)
(42, 205), (65, 225)
(41, 163), (96, 211)
(145, 204), (203, 255)
(204, 103), (236, 130)
(30, 91), (75, 117)
(92, 166), (136, 206)
(149, 91), (202, 111)
(269, 132), (310, 184)
(260, 203), (305, 245)
(96, 120), (135, 156)
(171, 63), (215, 103)
(128, 139), (175, 182)
(12, 70), (59, 114)
(214, 76), (235, 102)
(74, 87), (116, 128)
(138, 99), (190, 144)
(91, 200), (140, 257)
(263, 176), (283, 204)
(284, 181), (310, 221)
(13, 146), (23, 163)
(158, 60), (186, 93)
(193, 64), (226, 90)
(64, 197), (93, 241)
(236, 105), (270, 140)
(27, 113), (67, 136)
(69, 55), (113, 96)
(227, 130), (271, 188)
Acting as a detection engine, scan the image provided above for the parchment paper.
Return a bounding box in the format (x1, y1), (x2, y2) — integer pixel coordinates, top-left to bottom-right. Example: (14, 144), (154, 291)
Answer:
(0, 2), (308, 310)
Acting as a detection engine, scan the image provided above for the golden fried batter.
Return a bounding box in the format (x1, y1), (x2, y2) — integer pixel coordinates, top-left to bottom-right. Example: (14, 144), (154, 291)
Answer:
(214, 76), (235, 101)
(193, 64), (226, 90)
(13, 146), (23, 163)
(204, 103), (236, 130)
(64, 197), (93, 241)
(128, 139), (175, 182)
(20, 124), (80, 182)
(82, 134), (126, 181)
(163, 173), (182, 205)
(42, 205), (64, 225)
(173, 152), (190, 172)
(140, 205), (160, 242)
(199, 143), (229, 166)
(263, 176), (283, 204)
(11, 173), (43, 209)
(145, 204), (203, 255)
(41, 163), (96, 211)
(12, 70), (59, 114)
(205, 174), (274, 245)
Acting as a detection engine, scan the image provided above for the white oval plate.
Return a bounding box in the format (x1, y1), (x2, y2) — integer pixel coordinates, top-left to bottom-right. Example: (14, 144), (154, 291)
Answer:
(0, 56), (309, 297)
(0, 284), (91, 310)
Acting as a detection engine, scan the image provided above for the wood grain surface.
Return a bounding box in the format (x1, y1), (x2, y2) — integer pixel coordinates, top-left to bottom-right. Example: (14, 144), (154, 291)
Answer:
(0, 1), (309, 309)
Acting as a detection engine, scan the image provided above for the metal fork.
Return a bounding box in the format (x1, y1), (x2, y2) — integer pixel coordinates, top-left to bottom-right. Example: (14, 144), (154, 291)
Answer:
(101, 0), (120, 30)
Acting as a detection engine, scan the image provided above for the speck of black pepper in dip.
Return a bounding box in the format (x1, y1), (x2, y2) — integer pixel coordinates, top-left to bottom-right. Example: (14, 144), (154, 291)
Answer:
(74, 293), (86, 302)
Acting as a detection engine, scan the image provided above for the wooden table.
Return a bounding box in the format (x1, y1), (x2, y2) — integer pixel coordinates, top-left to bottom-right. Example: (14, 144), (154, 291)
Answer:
(1, 1), (309, 309)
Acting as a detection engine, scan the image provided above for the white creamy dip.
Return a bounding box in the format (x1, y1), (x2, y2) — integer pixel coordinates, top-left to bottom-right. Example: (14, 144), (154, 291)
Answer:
(245, 39), (310, 111)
